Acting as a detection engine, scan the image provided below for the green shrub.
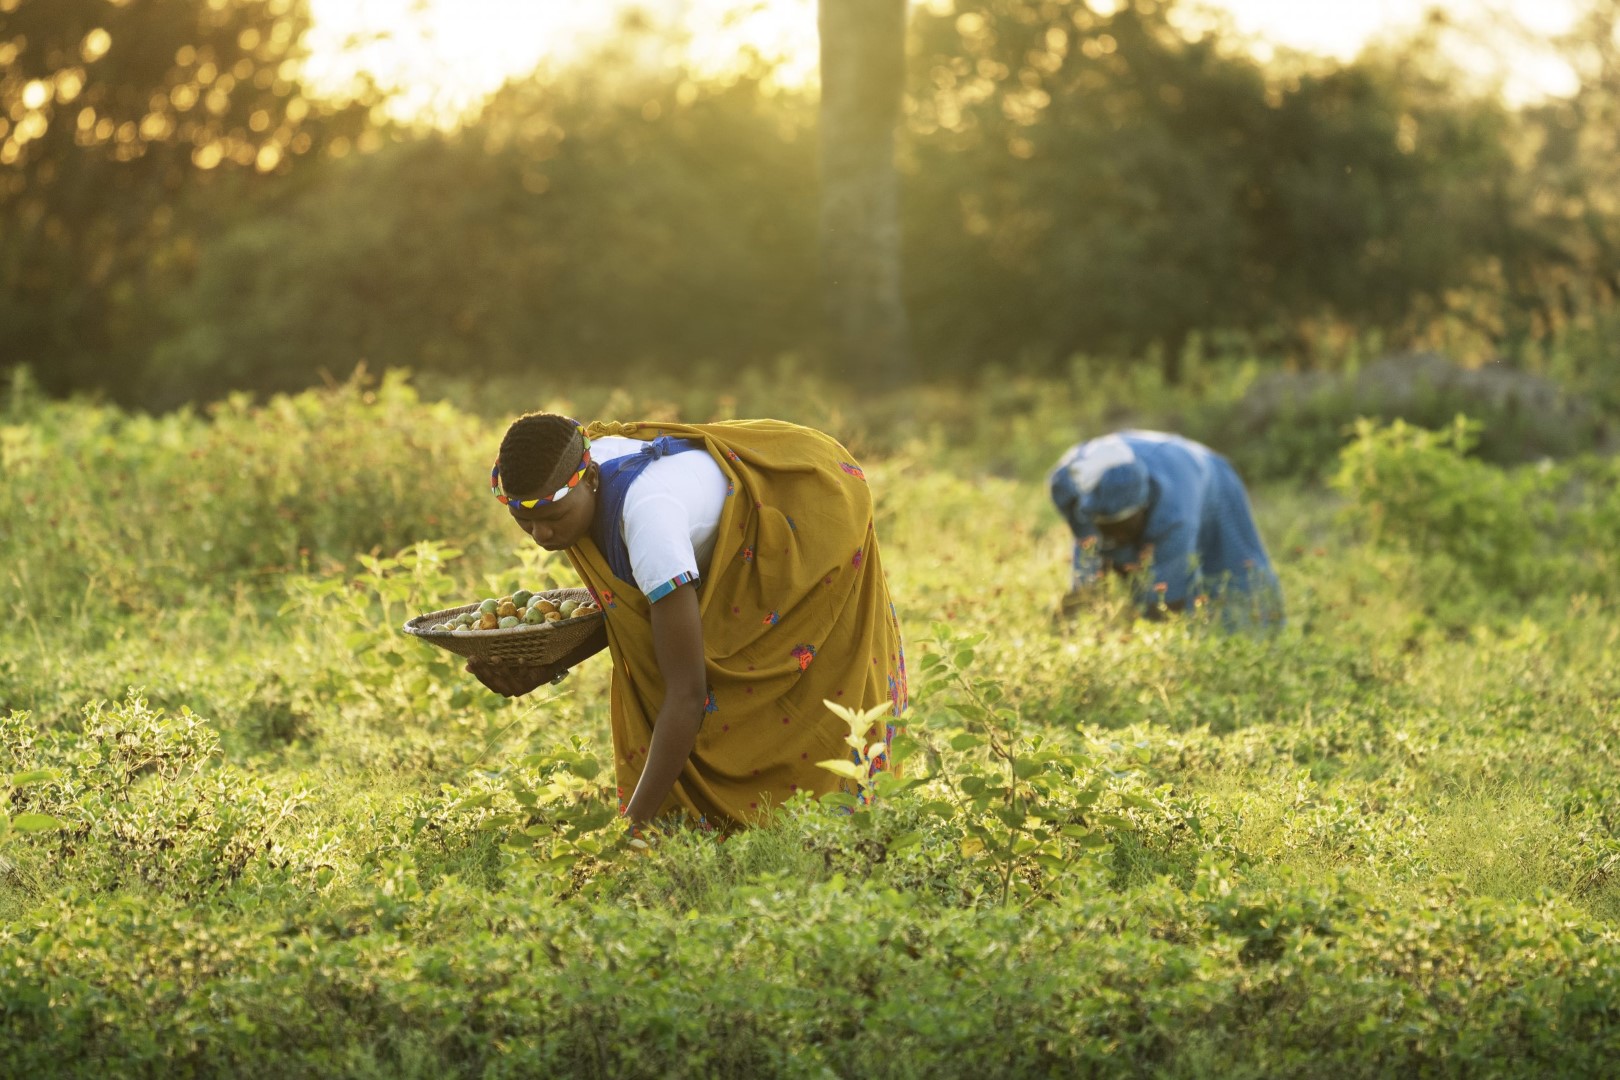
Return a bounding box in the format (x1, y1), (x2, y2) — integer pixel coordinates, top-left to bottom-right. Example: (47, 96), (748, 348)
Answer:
(3, 372), (1619, 1076)
(1189, 352), (1607, 481)
(1331, 414), (1619, 600)
(1, 369), (488, 620)
(3, 695), (321, 900)
(4, 872), (1620, 1078)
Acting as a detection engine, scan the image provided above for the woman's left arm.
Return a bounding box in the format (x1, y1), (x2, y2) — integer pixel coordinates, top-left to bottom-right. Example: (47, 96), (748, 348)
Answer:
(623, 583), (707, 824)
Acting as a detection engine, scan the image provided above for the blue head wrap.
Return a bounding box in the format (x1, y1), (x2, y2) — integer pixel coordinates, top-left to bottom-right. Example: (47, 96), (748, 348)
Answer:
(1081, 460), (1150, 524)
(1049, 456), (1084, 520)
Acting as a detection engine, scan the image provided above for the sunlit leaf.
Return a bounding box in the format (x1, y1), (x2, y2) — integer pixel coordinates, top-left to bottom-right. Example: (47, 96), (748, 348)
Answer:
(888, 736), (921, 764)
(10, 813), (62, 833)
(574, 807), (618, 831)
(9, 769), (56, 787)
(816, 758), (867, 782)
(871, 774), (925, 798)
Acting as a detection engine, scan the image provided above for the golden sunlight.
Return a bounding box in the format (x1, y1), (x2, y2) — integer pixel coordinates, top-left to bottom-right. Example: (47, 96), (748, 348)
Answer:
(1201, 0), (1581, 101)
(304, 0), (1581, 126)
(304, 0), (821, 124)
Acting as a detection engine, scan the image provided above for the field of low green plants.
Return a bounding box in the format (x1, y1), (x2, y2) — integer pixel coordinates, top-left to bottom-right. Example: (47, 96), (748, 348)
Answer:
(3, 365), (1619, 1078)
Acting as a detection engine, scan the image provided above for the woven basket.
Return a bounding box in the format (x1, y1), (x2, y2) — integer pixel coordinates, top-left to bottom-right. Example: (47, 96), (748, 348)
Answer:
(402, 587), (603, 665)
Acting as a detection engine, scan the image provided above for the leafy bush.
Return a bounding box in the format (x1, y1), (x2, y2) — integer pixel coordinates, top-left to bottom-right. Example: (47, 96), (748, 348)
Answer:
(3, 373), (1620, 1075)
(4, 870), (1620, 1078)
(144, 66), (821, 406)
(2, 695), (331, 902)
(1330, 413), (1620, 600)
(0, 369), (488, 619)
(1187, 352), (1608, 480)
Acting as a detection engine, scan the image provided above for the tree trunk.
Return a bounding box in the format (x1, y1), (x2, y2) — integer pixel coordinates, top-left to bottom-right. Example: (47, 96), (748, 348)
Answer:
(817, 0), (912, 387)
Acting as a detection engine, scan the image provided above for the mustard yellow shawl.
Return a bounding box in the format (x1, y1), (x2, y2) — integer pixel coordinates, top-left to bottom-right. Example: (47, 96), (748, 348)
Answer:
(566, 419), (907, 828)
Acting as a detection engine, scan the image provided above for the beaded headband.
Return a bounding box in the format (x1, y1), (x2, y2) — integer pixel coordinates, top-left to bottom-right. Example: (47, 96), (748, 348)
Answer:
(492, 425), (592, 508)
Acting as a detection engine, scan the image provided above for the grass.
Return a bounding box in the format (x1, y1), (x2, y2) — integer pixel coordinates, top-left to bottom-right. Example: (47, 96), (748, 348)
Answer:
(2, 368), (1619, 1076)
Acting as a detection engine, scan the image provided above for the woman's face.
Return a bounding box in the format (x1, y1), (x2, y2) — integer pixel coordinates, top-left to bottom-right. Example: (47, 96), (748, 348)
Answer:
(505, 462), (599, 551)
(1096, 507), (1147, 547)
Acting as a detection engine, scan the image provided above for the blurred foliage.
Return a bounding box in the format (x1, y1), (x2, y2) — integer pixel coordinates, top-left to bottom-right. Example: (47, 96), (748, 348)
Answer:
(1331, 413), (1620, 603)
(144, 62), (821, 406)
(0, 0), (370, 399)
(1181, 350), (1613, 481)
(1501, 0), (1620, 345)
(903, 0), (1517, 381)
(2, 0), (1620, 410)
(0, 366), (487, 622)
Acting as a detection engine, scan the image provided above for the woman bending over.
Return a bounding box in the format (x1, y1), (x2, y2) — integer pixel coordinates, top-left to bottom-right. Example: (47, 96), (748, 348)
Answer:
(469, 414), (908, 830)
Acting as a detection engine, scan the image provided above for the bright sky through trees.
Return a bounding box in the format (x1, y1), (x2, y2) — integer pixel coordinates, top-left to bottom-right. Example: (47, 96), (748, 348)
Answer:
(303, 0), (1583, 125)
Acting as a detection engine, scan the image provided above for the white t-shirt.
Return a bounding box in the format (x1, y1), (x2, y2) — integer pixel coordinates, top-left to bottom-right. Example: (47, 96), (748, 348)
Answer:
(591, 435), (728, 602)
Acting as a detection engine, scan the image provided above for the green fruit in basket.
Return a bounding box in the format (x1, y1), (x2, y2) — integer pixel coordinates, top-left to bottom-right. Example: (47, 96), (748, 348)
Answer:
(453, 626), (472, 634)
(512, 589), (534, 609)
(479, 598), (499, 616)
(522, 605), (546, 625)
(498, 615), (520, 628)
(558, 599), (580, 617)
(430, 623), (450, 632)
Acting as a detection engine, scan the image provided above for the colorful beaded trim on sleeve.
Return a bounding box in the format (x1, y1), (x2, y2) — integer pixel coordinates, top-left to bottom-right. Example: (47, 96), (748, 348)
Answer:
(646, 571), (700, 604)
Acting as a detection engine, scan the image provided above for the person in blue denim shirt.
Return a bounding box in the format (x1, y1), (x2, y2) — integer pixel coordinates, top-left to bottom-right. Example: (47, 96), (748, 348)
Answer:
(1048, 431), (1283, 632)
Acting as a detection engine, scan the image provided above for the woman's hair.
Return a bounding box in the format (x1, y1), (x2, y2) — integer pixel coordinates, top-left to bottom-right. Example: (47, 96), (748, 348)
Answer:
(498, 412), (586, 499)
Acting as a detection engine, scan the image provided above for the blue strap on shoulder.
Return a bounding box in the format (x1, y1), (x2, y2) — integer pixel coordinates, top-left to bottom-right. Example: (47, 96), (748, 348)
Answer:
(591, 435), (698, 587)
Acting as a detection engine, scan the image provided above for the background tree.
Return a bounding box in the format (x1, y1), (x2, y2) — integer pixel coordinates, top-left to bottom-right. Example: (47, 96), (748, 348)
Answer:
(5, 0), (1617, 408)
(145, 53), (820, 407)
(0, 0), (360, 397)
(818, 0), (912, 386)
(902, 0), (1520, 382)
(1497, 1), (1620, 349)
